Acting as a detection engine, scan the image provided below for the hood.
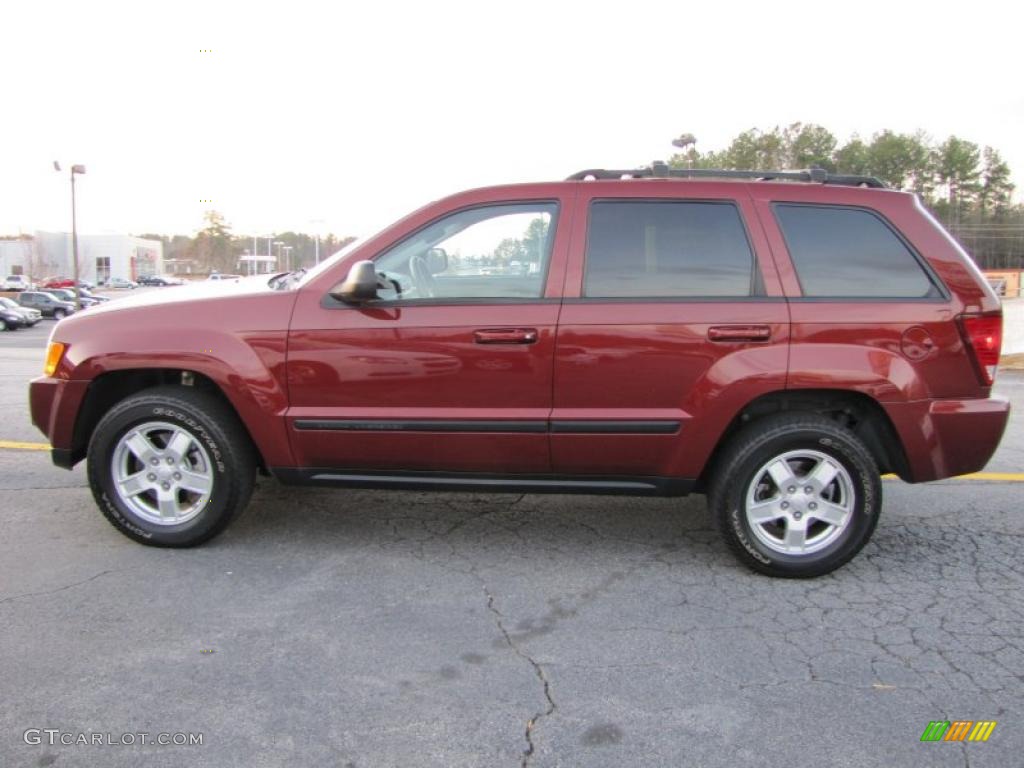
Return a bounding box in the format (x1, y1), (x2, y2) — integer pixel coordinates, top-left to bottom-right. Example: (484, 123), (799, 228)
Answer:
(82, 275), (278, 317)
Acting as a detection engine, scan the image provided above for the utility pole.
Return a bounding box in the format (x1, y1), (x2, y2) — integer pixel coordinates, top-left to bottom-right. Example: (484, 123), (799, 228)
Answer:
(54, 161), (86, 311)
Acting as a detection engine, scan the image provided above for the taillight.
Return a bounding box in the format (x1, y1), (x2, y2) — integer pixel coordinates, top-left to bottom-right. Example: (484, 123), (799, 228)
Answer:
(959, 313), (1002, 386)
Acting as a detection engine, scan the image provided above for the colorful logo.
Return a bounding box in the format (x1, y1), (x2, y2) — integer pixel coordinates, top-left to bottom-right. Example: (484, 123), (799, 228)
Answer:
(920, 721), (996, 742)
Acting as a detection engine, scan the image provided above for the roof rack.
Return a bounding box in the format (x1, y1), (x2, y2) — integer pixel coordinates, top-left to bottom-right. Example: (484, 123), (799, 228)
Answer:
(567, 161), (886, 189)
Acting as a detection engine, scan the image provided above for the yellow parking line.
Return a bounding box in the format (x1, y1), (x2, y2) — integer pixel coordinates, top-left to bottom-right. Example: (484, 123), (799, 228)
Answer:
(0, 439), (1021, 482)
(883, 472), (1024, 482)
(0, 440), (50, 452)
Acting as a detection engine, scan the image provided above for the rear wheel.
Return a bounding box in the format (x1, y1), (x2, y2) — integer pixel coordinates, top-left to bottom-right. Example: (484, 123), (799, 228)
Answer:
(708, 413), (881, 578)
(87, 386), (256, 546)
(0, 318), (7, 331)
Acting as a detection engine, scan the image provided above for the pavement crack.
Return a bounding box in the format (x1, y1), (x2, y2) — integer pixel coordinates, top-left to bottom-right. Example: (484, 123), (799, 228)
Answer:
(484, 585), (556, 768)
(0, 569), (120, 605)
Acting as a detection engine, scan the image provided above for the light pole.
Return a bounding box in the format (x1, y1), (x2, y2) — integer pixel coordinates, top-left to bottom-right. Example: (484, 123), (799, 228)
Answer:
(309, 218), (326, 265)
(672, 133), (697, 169)
(53, 161), (86, 310)
(282, 245), (293, 271)
(273, 241), (284, 271)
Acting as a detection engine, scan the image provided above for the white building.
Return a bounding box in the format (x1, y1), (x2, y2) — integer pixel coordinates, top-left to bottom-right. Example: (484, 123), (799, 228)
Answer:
(0, 239), (34, 279)
(0, 232), (163, 284)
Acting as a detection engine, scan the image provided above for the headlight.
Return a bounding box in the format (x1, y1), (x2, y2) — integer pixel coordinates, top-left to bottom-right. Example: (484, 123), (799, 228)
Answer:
(44, 342), (66, 377)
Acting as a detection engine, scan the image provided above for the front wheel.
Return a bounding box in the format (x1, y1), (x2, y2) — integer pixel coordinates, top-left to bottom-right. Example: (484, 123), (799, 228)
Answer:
(87, 386), (256, 546)
(53, 309), (67, 320)
(708, 414), (882, 578)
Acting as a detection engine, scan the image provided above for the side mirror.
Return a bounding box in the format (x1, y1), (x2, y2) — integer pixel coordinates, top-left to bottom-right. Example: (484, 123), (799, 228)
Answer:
(331, 260), (381, 303)
(425, 247), (448, 274)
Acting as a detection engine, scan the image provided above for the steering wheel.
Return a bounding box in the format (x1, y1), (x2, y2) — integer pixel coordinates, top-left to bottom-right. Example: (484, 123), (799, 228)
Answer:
(409, 255), (436, 298)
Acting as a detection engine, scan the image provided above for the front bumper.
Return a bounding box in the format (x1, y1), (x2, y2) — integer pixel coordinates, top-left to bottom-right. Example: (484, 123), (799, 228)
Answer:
(29, 376), (90, 469)
(886, 396), (1011, 482)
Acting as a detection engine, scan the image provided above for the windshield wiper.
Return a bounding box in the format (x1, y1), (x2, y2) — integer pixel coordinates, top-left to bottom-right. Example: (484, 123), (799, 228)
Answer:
(268, 269), (305, 289)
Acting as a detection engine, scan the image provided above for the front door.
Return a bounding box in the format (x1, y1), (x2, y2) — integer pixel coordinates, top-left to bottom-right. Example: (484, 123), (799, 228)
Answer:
(286, 196), (571, 475)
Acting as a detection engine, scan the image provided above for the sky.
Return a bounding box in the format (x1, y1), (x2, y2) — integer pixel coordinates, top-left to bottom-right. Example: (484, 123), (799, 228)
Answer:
(2, 0), (1022, 243)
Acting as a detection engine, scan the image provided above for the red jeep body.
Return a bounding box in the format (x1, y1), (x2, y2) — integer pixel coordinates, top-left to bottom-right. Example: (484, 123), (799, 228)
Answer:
(28, 170), (1010, 574)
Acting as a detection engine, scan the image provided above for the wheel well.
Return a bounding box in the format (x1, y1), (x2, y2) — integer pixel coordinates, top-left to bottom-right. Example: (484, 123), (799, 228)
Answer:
(70, 369), (267, 473)
(695, 390), (910, 492)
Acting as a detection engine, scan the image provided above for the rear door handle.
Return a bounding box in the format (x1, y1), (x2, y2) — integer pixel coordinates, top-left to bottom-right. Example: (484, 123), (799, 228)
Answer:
(708, 324), (772, 342)
(473, 328), (538, 344)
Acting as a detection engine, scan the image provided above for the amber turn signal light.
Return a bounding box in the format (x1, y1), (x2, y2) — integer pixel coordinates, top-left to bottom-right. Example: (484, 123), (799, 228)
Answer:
(44, 342), (66, 377)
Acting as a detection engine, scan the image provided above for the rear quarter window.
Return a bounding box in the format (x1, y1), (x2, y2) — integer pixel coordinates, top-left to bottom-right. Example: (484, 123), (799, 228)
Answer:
(773, 204), (941, 299)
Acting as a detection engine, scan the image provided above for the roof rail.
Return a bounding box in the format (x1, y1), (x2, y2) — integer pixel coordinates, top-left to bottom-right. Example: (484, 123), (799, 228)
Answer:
(567, 162), (886, 189)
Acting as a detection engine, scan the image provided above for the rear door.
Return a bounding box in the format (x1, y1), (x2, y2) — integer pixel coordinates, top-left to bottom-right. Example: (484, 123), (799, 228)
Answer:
(552, 182), (790, 480)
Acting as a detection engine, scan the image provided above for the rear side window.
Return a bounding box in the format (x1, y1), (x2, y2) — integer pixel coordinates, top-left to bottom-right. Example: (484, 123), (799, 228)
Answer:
(584, 201), (759, 298)
(774, 204), (940, 298)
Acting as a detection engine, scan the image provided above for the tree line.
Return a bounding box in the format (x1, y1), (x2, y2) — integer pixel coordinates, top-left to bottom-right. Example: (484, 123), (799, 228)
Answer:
(670, 124), (1022, 269)
(139, 212), (357, 276)
(143, 125), (1021, 275)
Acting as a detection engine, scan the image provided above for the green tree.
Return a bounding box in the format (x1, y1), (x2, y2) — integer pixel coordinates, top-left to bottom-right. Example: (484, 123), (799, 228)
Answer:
(784, 123), (837, 170)
(934, 136), (982, 220)
(833, 136), (871, 175)
(191, 210), (235, 273)
(978, 146), (1014, 216)
(863, 131), (933, 193)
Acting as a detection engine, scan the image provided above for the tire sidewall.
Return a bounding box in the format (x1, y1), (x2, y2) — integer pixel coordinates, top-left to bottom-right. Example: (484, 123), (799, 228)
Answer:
(722, 427), (880, 577)
(88, 399), (236, 546)
(54, 309), (66, 319)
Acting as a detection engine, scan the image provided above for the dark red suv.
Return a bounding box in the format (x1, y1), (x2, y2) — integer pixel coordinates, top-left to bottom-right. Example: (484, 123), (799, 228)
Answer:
(30, 165), (1009, 577)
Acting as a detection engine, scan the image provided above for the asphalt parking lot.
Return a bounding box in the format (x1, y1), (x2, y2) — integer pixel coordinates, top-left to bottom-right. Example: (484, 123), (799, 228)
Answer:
(1, 318), (1023, 767)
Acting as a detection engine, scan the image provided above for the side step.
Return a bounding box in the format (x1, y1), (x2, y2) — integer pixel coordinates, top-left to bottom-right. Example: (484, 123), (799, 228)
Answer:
(271, 468), (695, 497)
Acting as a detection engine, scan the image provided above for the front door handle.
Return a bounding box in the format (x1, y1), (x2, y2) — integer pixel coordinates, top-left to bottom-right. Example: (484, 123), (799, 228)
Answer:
(707, 324), (772, 342)
(473, 328), (538, 344)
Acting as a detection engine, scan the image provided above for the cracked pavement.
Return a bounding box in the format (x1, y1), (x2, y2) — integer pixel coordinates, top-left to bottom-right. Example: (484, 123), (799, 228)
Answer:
(1, 326), (1022, 767)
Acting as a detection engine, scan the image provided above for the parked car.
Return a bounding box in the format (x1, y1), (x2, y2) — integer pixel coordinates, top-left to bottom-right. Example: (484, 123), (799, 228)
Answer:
(0, 297), (42, 326)
(138, 275), (184, 287)
(18, 290), (76, 319)
(102, 277), (137, 290)
(0, 303), (25, 330)
(207, 273), (243, 281)
(2, 275), (32, 291)
(76, 287), (110, 303)
(46, 288), (102, 308)
(28, 164), (1009, 577)
(42, 277), (95, 291)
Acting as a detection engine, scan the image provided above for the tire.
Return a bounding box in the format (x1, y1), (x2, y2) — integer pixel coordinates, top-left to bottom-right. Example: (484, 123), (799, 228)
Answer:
(708, 413), (881, 578)
(0, 318), (6, 331)
(54, 309), (67, 320)
(87, 386), (256, 547)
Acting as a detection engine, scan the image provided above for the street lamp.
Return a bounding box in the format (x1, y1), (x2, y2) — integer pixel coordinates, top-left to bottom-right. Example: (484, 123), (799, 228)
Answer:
(671, 133), (697, 169)
(282, 245), (294, 271)
(273, 241), (284, 272)
(309, 218), (326, 265)
(53, 161), (86, 310)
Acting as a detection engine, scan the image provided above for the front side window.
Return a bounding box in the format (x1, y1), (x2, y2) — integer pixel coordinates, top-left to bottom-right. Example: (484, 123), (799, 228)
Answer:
(774, 204), (940, 298)
(583, 201), (759, 298)
(373, 203), (557, 301)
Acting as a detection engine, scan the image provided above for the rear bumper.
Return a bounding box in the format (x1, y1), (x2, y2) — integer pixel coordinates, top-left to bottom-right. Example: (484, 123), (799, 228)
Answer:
(886, 396), (1011, 482)
(29, 376), (90, 469)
